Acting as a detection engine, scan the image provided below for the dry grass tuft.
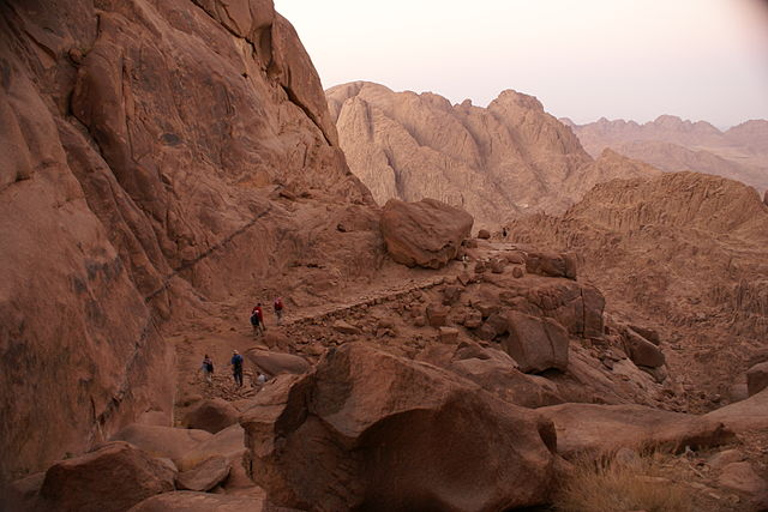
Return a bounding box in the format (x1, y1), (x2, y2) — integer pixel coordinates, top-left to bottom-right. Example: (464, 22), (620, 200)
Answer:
(553, 449), (693, 512)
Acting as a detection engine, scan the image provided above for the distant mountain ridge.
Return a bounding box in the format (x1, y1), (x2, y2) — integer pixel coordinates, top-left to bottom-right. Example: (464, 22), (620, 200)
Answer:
(328, 82), (661, 226)
(565, 116), (768, 194)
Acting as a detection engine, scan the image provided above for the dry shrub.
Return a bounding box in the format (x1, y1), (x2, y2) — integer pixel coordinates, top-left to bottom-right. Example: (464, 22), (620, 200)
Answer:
(554, 449), (693, 512)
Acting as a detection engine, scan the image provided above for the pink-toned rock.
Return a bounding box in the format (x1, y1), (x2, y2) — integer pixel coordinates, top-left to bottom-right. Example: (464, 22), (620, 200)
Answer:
(705, 387), (768, 433)
(425, 303), (449, 328)
(111, 424), (212, 461)
(244, 349), (311, 378)
(538, 404), (734, 458)
(718, 461), (767, 495)
(241, 343), (556, 511)
(623, 329), (665, 368)
(175, 455), (231, 492)
(438, 326), (459, 344)
(502, 311), (569, 373)
(380, 198), (473, 269)
(182, 399), (240, 435)
(746, 361), (768, 396)
(39, 441), (175, 512)
(127, 490), (266, 511)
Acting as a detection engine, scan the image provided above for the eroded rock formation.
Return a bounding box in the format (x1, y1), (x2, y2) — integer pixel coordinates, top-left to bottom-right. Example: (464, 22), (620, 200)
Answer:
(327, 81), (662, 226)
(0, 0), (377, 481)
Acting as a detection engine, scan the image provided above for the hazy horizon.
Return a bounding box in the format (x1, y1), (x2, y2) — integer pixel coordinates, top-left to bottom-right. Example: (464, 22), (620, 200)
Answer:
(275, 0), (768, 130)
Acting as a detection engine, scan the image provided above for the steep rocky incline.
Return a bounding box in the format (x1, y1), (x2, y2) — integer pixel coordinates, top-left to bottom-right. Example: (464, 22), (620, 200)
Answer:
(0, 0), (378, 482)
(327, 81), (661, 227)
(508, 171), (768, 409)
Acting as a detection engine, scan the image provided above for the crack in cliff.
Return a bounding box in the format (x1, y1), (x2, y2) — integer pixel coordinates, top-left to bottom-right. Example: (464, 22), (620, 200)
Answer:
(143, 204), (273, 302)
(281, 84), (333, 147)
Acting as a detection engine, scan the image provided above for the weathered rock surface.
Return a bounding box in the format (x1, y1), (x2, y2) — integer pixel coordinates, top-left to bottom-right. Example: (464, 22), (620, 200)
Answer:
(244, 348), (311, 378)
(110, 424), (212, 461)
(380, 198), (473, 268)
(39, 441), (175, 512)
(705, 388), (768, 433)
(241, 343), (556, 511)
(182, 398), (240, 434)
(569, 115), (768, 193)
(0, 0), (378, 482)
(538, 403), (734, 458)
(177, 424), (246, 472)
(502, 311), (570, 373)
(175, 454), (231, 492)
(328, 82), (664, 226)
(746, 361), (768, 396)
(508, 171), (768, 409)
(127, 490), (265, 511)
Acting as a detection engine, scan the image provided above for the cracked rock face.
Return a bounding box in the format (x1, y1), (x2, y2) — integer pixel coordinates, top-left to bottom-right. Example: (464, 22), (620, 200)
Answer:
(0, 0), (374, 481)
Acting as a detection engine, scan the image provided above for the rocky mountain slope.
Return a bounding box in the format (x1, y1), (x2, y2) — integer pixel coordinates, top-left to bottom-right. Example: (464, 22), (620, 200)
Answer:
(327, 81), (661, 227)
(0, 0), (382, 482)
(508, 171), (768, 409)
(566, 116), (768, 194)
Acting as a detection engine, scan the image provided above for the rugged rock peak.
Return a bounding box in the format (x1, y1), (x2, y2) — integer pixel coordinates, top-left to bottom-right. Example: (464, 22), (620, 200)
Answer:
(571, 115), (768, 194)
(330, 81), (657, 226)
(0, 0), (379, 482)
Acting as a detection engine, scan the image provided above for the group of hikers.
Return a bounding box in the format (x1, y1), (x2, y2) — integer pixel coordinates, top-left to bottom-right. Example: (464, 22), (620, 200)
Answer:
(198, 297), (286, 388)
(250, 296), (284, 337)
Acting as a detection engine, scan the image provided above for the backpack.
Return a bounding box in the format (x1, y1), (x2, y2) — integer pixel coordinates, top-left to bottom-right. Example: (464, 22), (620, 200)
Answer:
(250, 312), (260, 326)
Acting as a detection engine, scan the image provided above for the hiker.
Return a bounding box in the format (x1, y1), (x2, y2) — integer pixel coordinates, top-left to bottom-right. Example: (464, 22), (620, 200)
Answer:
(250, 304), (265, 337)
(231, 350), (244, 387)
(273, 296), (284, 325)
(201, 354), (214, 384)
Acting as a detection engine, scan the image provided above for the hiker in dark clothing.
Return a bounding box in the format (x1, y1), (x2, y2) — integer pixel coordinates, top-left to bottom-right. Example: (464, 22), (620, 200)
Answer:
(231, 350), (244, 387)
(273, 296), (284, 325)
(201, 354), (214, 385)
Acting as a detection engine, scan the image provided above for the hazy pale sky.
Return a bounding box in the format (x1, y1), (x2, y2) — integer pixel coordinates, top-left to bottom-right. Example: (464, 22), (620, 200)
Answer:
(274, 0), (768, 128)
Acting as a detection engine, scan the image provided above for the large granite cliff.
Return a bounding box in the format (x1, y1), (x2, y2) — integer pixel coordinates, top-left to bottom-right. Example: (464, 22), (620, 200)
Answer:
(0, 0), (375, 481)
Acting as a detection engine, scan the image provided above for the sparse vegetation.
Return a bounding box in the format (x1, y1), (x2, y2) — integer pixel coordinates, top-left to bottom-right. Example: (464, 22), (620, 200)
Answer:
(553, 449), (693, 512)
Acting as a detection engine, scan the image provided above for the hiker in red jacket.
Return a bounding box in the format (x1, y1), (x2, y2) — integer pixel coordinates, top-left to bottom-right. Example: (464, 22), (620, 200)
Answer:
(273, 297), (284, 325)
(251, 303), (266, 336)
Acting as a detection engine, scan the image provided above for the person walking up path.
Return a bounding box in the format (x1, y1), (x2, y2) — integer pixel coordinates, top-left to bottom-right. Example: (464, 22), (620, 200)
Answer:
(201, 354), (214, 385)
(251, 303), (266, 337)
(231, 350), (244, 387)
(273, 296), (284, 325)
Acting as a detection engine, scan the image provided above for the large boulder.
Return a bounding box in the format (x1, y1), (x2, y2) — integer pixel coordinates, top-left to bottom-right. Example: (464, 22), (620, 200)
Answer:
(705, 387), (768, 433)
(110, 424), (212, 461)
(623, 329), (665, 368)
(244, 348), (311, 378)
(380, 198), (473, 269)
(182, 398), (240, 434)
(502, 312), (570, 373)
(538, 403), (734, 458)
(175, 455), (231, 492)
(241, 343), (556, 511)
(746, 361), (768, 396)
(39, 441), (175, 512)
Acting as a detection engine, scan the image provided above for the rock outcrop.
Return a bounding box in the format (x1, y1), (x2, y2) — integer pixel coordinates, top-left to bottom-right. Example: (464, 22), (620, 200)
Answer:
(328, 82), (660, 226)
(508, 171), (768, 410)
(0, 0), (379, 481)
(39, 441), (176, 512)
(380, 198), (473, 268)
(241, 343), (557, 511)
